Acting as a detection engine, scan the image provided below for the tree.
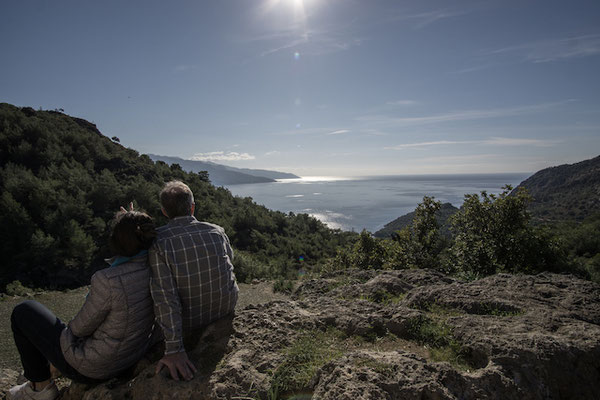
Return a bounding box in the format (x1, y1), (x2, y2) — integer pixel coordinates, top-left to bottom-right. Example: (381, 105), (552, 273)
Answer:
(391, 196), (445, 270)
(448, 186), (565, 278)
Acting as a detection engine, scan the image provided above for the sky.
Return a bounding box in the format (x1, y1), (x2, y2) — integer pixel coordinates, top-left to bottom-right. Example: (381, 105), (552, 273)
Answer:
(2, 0), (599, 177)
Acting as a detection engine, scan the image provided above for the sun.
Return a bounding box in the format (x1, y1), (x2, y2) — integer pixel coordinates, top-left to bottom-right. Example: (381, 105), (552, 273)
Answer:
(263, 0), (308, 19)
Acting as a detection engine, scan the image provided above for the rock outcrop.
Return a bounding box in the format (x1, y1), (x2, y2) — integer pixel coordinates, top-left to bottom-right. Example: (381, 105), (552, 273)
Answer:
(2, 270), (599, 399)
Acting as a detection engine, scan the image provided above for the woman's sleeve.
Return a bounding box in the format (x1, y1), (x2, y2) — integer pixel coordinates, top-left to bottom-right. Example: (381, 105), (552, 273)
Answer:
(69, 271), (111, 337)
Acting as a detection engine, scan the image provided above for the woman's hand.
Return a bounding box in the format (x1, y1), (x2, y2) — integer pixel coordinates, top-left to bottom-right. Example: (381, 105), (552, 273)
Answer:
(119, 202), (135, 213)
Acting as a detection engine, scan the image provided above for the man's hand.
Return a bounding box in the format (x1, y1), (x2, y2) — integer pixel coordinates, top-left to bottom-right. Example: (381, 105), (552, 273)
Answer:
(155, 351), (197, 381)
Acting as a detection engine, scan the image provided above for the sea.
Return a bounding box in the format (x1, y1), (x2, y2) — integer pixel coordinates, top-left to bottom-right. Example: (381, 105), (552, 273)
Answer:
(224, 173), (531, 233)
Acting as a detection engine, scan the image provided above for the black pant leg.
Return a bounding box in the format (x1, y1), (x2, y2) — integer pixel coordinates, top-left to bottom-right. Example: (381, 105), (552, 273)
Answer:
(10, 300), (91, 383)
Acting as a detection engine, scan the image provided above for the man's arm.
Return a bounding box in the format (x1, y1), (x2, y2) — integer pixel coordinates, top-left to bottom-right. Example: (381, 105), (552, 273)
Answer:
(223, 230), (234, 262)
(149, 243), (197, 380)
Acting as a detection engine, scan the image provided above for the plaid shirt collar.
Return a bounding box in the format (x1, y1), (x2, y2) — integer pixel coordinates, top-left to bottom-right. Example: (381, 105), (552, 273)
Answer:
(166, 215), (198, 227)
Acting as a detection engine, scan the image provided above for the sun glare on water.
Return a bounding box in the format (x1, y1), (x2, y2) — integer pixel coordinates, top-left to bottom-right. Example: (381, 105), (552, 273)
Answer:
(277, 176), (351, 183)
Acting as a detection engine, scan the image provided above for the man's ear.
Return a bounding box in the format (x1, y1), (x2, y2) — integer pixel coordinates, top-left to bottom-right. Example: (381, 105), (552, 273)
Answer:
(191, 203), (195, 216)
(161, 207), (169, 218)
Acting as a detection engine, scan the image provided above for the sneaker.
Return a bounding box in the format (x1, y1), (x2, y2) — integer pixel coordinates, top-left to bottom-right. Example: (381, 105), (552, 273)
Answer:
(7, 381), (59, 400)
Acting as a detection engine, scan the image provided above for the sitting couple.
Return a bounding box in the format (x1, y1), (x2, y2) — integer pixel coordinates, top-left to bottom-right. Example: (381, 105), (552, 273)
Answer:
(8, 181), (239, 400)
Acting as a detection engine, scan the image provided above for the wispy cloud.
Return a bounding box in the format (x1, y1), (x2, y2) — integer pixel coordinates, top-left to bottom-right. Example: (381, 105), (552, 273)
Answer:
(389, 7), (473, 29)
(357, 100), (575, 127)
(385, 137), (560, 150)
(362, 129), (389, 136)
(387, 100), (420, 106)
(488, 34), (600, 63)
(455, 34), (600, 74)
(484, 137), (559, 146)
(173, 64), (197, 73)
(190, 151), (255, 161)
(240, 15), (363, 59)
(452, 63), (496, 74)
(326, 129), (350, 135)
(256, 28), (363, 57)
(386, 140), (467, 150)
(403, 9), (471, 29)
(270, 127), (333, 136)
(265, 150), (281, 156)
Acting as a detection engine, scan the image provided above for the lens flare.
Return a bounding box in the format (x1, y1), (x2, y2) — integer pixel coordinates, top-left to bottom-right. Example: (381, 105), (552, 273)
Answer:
(294, 52), (300, 60)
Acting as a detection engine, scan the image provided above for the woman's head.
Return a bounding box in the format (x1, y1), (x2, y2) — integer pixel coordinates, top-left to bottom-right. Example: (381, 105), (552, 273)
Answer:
(110, 211), (156, 257)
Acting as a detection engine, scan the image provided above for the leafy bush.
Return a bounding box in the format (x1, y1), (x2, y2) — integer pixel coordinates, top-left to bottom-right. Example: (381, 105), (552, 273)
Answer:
(5, 280), (30, 296)
(273, 278), (294, 294)
(391, 196), (449, 270)
(448, 186), (568, 278)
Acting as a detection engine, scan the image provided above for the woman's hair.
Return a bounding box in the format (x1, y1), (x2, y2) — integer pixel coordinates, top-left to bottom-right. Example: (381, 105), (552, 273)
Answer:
(160, 180), (194, 218)
(109, 211), (156, 257)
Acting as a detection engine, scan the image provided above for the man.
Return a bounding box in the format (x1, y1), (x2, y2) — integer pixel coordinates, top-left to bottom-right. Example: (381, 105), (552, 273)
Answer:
(150, 181), (239, 381)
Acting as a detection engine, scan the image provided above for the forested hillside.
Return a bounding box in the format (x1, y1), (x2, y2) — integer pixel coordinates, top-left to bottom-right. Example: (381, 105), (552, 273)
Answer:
(515, 155), (600, 222)
(148, 154), (275, 185)
(148, 154), (299, 184)
(374, 203), (458, 238)
(0, 104), (354, 290)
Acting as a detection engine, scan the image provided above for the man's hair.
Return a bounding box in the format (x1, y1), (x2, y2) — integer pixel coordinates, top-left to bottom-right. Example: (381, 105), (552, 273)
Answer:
(110, 211), (156, 257)
(160, 181), (195, 218)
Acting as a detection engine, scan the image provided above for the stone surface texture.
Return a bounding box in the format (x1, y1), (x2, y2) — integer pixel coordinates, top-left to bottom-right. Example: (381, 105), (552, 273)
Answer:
(1, 270), (599, 399)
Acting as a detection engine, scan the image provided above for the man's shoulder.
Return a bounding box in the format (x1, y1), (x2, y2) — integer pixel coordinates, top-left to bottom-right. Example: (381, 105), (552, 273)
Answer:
(156, 219), (226, 240)
(196, 221), (226, 232)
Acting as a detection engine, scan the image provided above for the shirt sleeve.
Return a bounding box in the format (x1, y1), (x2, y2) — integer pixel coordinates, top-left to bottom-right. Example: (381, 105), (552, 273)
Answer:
(223, 230), (234, 262)
(149, 241), (185, 354)
(69, 271), (111, 337)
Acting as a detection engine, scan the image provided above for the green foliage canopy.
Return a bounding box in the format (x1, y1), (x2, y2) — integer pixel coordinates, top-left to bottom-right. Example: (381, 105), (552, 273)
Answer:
(0, 104), (353, 290)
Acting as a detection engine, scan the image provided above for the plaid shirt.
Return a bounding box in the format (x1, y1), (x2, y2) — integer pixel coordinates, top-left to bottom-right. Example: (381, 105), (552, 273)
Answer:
(149, 216), (239, 354)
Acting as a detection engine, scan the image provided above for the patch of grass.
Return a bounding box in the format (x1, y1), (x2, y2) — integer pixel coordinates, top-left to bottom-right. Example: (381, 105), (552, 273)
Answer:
(268, 328), (345, 399)
(407, 316), (471, 370)
(340, 290), (406, 306)
(418, 301), (463, 316)
(359, 290), (406, 305)
(325, 275), (359, 292)
(478, 303), (524, 317)
(353, 358), (396, 376)
(0, 287), (88, 370)
(273, 278), (295, 294)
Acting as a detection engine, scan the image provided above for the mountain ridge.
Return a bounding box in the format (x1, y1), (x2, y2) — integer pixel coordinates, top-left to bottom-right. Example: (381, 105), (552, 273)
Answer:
(514, 155), (600, 222)
(375, 155), (600, 237)
(148, 154), (299, 186)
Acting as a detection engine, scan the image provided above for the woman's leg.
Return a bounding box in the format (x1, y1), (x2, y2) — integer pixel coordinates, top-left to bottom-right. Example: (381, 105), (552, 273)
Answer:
(10, 300), (85, 383)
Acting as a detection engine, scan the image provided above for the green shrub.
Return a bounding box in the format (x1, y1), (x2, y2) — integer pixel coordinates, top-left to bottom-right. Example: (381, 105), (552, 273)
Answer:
(5, 280), (30, 296)
(273, 278), (294, 294)
(448, 186), (568, 277)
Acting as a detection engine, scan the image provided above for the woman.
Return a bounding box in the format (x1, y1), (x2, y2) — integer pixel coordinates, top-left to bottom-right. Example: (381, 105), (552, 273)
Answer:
(8, 211), (156, 400)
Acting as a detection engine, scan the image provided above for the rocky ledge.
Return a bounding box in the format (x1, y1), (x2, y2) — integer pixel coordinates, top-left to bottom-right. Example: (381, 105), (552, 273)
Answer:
(2, 270), (599, 399)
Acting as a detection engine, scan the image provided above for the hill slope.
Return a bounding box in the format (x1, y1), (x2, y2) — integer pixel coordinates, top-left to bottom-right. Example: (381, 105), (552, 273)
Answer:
(226, 166), (299, 180)
(0, 103), (352, 289)
(147, 154), (275, 185)
(514, 155), (600, 222)
(374, 203), (458, 238)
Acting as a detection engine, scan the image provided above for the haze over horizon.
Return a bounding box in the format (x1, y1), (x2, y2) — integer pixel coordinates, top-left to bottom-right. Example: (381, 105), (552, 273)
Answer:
(2, 0), (599, 177)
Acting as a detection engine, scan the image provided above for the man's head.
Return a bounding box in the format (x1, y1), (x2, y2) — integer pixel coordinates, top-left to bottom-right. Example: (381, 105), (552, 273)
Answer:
(160, 181), (195, 219)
